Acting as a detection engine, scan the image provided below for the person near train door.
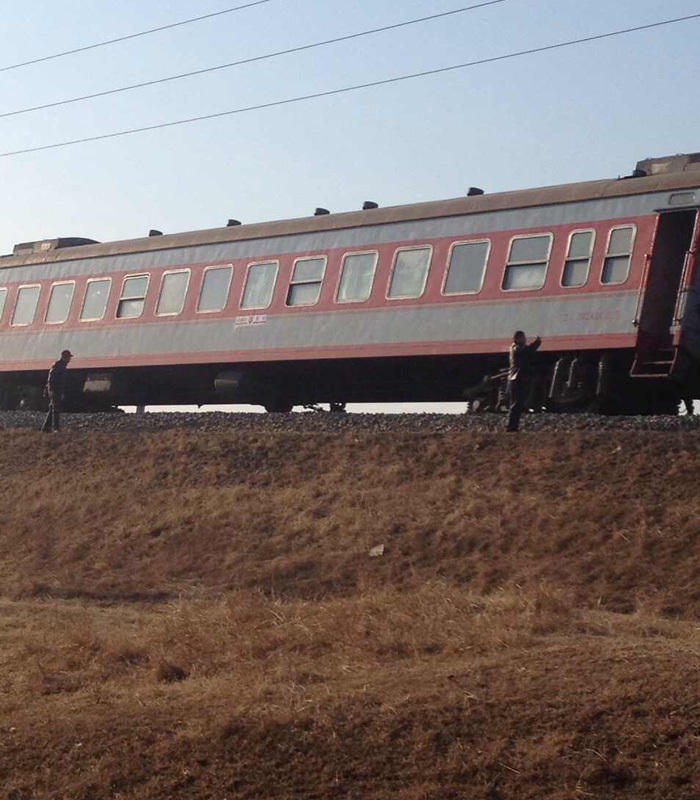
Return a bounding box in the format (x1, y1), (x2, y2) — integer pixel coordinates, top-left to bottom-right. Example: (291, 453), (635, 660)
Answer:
(41, 350), (73, 433)
(506, 331), (541, 432)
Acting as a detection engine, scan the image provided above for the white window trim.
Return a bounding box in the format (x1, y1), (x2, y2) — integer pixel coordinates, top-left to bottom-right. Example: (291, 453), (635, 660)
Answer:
(386, 244), (433, 300)
(116, 273), (150, 319)
(11, 283), (42, 327)
(0, 287), (7, 322)
(155, 269), (191, 317)
(560, 229), (595, 289)
(335, 250), (379, 304)
(44, 280), (76, 325)
(285, 255), (327, 308)
(500, 233), (553, 292)
(197, 264), (233, 314)
(441, 239), (490, 296)
(600, 224), (637, 286)
(240, 260), (279, 310)
(80, 277), (112, 322)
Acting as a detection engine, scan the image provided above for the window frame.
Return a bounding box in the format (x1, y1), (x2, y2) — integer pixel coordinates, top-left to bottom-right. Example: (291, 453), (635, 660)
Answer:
(600, 224), (637, 286)
(80, 277), (112, 322)
(116, 273), (150, 320)
(44, 280), (76, 325)
(440, 238), (490, 296)
(155, 269), (191, 317)
(334, 249), (379, 304)
(0, 287), (7, 322)
(285, 255), (327, 308)
(385, 244), (433, 300)
(240, 259), (279, 310)
(560, 229), (595, 289)
(11, 283), (42, 327)
(196, 264), (233, 314)
(501, 232), (553, 292)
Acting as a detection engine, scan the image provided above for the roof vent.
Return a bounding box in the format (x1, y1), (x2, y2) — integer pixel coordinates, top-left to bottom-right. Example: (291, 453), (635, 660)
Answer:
(149, 229), (163, 237)
(467, 187), (485, 196)
(314, 207), (330, 216)
(362, 201), (379, 210)
(620, 168), (647, 180)
(226, 219), (241, 227)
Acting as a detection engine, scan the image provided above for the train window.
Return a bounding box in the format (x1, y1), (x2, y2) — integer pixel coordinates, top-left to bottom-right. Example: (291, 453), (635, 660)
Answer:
(80, 278), (111, 321)
(117, 275), (149, 319)
(241, 261), (278, 309)
(601, 226), (635, 284)
(156, 270), (190, 316)
(443, 241), (489, 295)
(502, 234), (552, 291)
(0, 288), (6, 320)
(336, 252), (378, 302)
(387, 246), (432, 299)
(286, 257), (325, 306)
(197, 265), (233, 312)
(45, 282), (75, 324)
(562, 231), (594, 287)
(11, 285), (40, 326)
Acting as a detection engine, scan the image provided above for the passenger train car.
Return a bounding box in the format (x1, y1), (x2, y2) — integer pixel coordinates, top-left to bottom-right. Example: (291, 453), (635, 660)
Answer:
(1, 152), (699, 413)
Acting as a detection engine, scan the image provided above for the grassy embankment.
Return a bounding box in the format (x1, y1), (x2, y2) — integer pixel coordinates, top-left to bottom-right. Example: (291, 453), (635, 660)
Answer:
(0, 428), (698, 798)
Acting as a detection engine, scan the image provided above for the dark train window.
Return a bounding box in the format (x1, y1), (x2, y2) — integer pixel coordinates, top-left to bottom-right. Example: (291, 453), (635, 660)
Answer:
(602, 226), (635, 284)
(0, 287), (7, 320)
(286, 257), (325, 306)
(81, 278), (111, 321)
(502, 234), (552, 290)
(241, 261), (278, 309)
(336, 252), (377, 302)
(117, 275), (149, 319)
(45, 282), (75, 324)
(562, 231), (594, 287)
(11, 285), (40, 326)
(197, 265), (232, 312)
(387, 246), (432, 299)
(156, 270), (190, 316)
(443, 240), (489, 295)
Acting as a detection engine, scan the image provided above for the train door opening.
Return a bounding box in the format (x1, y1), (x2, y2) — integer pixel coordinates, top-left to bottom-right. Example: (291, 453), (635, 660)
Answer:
(636, 209), (697, 344)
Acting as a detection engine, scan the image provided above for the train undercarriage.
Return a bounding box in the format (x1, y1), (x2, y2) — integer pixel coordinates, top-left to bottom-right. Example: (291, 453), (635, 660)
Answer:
(0, 346), (695, 415)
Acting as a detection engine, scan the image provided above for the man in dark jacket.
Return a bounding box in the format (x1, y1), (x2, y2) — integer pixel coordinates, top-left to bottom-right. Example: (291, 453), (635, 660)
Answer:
(41, 350), (73, 432)
(506, 331), (541, 432)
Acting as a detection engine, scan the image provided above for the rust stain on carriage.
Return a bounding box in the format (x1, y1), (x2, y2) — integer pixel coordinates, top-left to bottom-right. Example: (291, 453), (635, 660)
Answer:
(2, 170), (700, 269)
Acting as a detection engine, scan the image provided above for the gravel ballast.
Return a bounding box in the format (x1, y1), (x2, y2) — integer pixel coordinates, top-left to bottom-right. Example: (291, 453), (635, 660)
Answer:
(1, 409), (699, 434)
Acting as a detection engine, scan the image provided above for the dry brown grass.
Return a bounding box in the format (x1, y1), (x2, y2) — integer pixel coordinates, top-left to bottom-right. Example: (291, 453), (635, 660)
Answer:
(1, 427), (699, 797)
(0, 428), (699, 615)
(1, 586), (699, 799)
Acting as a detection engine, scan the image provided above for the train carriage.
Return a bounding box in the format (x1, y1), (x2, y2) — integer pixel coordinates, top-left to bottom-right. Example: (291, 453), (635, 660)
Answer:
(1, 152), (699, 413)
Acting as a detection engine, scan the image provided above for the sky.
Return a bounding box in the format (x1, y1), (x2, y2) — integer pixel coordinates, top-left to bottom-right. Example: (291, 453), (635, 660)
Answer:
(1, 0), (699, 412)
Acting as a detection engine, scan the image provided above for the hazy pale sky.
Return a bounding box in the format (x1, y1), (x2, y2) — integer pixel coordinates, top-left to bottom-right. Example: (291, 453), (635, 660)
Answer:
(2, 1), (699, 413)
(1, 0), (699, 255)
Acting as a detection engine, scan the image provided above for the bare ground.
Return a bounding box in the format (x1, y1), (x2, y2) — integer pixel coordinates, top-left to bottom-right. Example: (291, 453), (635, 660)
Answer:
(0, 426), (698, 798)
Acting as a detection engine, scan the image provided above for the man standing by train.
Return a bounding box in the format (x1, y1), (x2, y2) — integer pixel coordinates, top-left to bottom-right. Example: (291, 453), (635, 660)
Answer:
(41, 349), (73, 433)
(506, 331), (541, 432)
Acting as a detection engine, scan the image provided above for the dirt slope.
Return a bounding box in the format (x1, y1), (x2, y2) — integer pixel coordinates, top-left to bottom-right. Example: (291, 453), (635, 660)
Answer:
(0, 426), (699, 799)
(0, 428), (699, 614)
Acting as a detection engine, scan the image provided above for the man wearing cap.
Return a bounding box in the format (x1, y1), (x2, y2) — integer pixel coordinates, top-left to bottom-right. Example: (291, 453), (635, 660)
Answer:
(41, 350), (73, 433)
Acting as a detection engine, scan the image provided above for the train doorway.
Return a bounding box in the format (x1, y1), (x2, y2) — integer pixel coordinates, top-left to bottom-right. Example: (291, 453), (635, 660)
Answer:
(636, 209), (698, 344)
